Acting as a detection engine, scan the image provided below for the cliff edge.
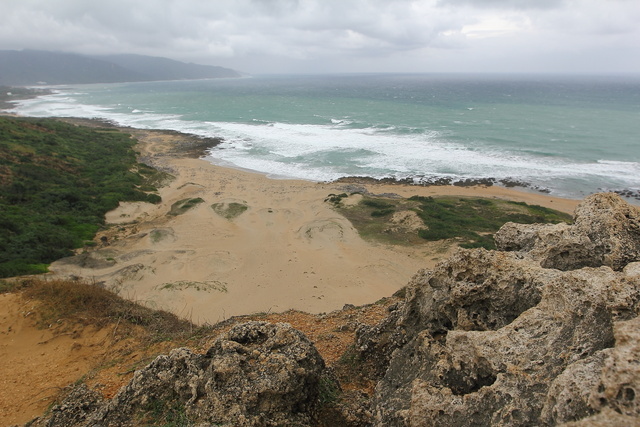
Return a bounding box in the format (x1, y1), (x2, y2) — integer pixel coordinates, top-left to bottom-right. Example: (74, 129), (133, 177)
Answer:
(29, 193), (640, 426)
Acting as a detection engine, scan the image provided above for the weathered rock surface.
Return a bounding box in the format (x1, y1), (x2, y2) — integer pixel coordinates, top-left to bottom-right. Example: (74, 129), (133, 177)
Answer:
(357, 193), (640, 426)
(32, 384), (104, 427)
(542, 316), (640, 425)
(28, 193), (640, 427)
(495, 193), (640, 271)
(32, 321), (327, 426)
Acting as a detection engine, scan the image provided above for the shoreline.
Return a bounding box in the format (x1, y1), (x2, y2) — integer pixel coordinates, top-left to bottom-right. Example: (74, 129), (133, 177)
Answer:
(40, 121), (580, 324)
(6, 111), (639, 203)
(57, 117), (583, 209)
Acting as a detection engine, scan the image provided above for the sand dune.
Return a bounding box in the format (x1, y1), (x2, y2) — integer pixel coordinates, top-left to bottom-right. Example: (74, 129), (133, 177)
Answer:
(48, 129), (579, 324)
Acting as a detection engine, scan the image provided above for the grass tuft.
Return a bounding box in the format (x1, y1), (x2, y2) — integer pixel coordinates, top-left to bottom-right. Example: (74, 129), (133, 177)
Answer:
(168, 198), (204, 216)
(211, 202), (248, 219)
(410, 196), (572, 249)
(14, 278), (205, 343)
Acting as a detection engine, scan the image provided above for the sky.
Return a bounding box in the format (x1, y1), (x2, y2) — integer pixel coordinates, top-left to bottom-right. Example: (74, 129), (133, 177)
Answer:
(1, 0), (639, 75)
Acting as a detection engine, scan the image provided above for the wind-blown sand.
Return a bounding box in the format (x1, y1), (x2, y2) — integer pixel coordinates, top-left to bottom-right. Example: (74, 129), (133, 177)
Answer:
(48, 127), (579, 324)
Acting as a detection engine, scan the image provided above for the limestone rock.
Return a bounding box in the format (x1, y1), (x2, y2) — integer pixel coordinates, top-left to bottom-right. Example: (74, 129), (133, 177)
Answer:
(573, 192), (640, 271)
(588, 317), (640, 418)
(26, 384), (104, 427)
(370, 261), (637, 426)
(558, 407), (640, 426)
(542, 316), (640, 425)
(36, 321), (326, 427)
(541, 350), (608, 424)
(357, 194), (640, 426)
(356, 249), (559, 377)
(494, 222), (599, 271)
(494, 193), (640, 271)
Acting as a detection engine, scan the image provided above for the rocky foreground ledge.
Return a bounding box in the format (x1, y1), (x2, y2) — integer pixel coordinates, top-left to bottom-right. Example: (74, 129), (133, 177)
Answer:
(29, 193), (640, 427)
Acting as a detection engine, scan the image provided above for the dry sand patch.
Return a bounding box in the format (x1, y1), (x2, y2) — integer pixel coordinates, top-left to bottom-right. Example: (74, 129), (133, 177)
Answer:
(46, 128), (579, 324)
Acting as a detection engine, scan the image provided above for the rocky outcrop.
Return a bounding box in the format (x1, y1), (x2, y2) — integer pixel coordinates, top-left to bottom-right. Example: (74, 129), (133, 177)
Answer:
(30, 193), (640, 427)
(357, 193), (640, 426)
(34, 321), (327, 427)
(35, 384), (104, 427)
(495, 192), (640, 271)
(542, 315), (640, 425)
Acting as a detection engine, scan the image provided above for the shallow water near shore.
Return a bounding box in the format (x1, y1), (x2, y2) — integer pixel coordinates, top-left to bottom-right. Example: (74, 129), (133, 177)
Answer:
(8, 73), (640, 200)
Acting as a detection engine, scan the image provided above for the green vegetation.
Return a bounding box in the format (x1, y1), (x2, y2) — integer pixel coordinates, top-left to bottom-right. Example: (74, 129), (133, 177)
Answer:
(330, 193), (572, 249)
(136, 162), (174, 189)
(410, 196), (572, 249)
(3, 279), (201, 340)
(168, 198), (204, 216)
(330, 195), (425, 245)
(318, 373), (342, 405)
(211, 201), (248, 219)
(139, 395), (192, 427)
(324, 193), (349, 205)
(0, 117), (162, 278)
(157, 280), (228, 293)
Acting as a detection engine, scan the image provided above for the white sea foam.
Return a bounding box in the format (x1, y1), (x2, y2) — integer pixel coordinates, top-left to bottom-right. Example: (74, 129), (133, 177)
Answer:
(9, 80), (640, 200)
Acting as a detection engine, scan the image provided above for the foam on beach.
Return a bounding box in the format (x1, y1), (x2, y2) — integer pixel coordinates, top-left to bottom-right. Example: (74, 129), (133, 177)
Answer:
(8, 75), (640, 201)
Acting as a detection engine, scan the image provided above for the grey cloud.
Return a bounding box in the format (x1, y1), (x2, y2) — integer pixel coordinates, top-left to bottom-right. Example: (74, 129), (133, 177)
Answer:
(0, 0), (638, 74)
(436, 0), (565, 9)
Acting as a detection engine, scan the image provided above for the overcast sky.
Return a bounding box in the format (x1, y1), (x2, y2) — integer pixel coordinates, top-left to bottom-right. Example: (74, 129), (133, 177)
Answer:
(1, 0), (639, 74)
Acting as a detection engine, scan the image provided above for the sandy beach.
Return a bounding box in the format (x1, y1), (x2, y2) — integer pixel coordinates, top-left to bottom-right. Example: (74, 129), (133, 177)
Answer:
(48, 126), (580, 324)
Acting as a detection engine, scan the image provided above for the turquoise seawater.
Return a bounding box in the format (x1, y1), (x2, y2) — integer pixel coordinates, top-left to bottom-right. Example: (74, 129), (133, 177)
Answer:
(10, 73), (640, 200)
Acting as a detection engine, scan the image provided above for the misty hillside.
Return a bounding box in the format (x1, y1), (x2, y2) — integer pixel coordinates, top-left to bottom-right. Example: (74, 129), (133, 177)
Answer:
(94, 54), (241, 81)
(0, 50), (241, 86)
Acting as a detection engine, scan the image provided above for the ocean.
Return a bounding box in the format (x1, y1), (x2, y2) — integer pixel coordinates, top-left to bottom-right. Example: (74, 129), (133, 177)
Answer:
(8, 73), (640, 201)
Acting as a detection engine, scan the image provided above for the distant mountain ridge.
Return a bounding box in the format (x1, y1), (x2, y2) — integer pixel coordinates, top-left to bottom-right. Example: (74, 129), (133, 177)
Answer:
(0, 50), (241, 86)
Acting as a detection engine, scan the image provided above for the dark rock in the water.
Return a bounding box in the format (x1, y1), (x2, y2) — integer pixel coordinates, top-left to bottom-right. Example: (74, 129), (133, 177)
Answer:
(613, 188), (640, 202)
(452, 177), (495, 187)
(333, 174), (562, 195)
(498, 178), (529, 188)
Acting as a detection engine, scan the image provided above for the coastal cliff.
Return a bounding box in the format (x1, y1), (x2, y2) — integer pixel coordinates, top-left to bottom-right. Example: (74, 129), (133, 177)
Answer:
(27, 192), (640, 426)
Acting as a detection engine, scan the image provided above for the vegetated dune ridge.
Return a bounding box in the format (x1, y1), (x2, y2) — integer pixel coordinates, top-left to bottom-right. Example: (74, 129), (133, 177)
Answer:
(46, 120), (579, 324)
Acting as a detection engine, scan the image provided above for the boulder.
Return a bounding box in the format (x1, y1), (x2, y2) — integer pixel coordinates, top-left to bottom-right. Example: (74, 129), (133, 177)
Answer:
(369, 261), (637, 426)
(542, 316), (640, 424)
(357, 193), (640, 426)
(356, 195), (640, 426)
(28, 384), (104, 427)
(356, 249), (560, 377)
(494, 193), (640, 271)
(36, 321), (326, 427)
